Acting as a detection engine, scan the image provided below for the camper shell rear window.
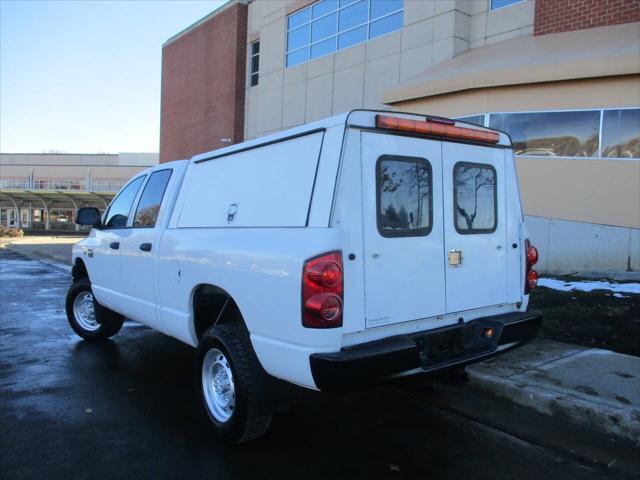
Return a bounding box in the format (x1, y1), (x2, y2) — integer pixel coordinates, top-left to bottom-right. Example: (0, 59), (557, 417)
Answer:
(453, 162), (497, 234)
(376, 155), (432, 238)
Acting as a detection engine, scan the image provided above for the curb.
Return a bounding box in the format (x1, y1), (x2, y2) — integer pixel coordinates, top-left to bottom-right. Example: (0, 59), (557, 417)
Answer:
(468, 369), (640, 443)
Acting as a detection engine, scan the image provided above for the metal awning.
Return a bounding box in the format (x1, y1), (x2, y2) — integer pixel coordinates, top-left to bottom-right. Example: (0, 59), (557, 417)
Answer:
(0, 189), (115, 210)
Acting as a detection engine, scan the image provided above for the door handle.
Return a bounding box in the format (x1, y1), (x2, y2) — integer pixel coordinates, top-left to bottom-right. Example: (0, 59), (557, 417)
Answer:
(139, 243), (152, 252)
(109, 242), (120, 250)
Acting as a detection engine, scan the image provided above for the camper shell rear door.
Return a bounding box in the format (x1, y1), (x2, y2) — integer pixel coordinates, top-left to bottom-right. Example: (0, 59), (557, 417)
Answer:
(359, 125), (510, 330)
(442, 142), (508, 313)
(360, 131), (448, 329)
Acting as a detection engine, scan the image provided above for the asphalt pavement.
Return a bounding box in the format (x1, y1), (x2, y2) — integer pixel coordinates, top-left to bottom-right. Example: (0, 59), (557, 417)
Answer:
(1, 248), (638, 480)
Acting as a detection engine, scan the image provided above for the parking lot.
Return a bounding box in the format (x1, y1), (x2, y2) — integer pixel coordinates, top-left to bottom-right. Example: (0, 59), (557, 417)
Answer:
(0, 248), (635, 480)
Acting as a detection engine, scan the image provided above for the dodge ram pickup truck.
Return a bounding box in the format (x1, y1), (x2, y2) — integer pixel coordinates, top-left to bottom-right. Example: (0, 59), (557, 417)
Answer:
(67, 110), (542, 443)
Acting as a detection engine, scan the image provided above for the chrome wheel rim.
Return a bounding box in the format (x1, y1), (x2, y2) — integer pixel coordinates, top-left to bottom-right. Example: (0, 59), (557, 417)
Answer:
(73, 291), (99, 332)
(202, 348), (235, 422)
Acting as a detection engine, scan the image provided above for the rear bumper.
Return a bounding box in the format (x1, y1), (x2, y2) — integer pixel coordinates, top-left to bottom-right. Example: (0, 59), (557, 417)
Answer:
(310, 310), (542, 392)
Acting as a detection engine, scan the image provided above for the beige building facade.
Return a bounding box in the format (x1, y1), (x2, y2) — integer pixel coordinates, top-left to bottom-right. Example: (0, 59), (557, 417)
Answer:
(0, 153), (157, 230)
(244, 0), (537, 139)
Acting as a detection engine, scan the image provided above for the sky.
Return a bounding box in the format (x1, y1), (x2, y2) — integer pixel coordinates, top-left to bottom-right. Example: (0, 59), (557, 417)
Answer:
(1, 0), (225, 154)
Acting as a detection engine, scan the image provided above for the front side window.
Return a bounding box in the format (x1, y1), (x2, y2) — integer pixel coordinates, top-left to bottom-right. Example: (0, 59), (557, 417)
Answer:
(249, 41), (260, 87)
(377, 155), (432, 237)
(134, 170), (172, 228)
(454, 162), (497, 234)
(489, 111), (600, 157)
(286, 0), (403, 67)
(601, 109), (640, 159)
(104, 176), (145, 228)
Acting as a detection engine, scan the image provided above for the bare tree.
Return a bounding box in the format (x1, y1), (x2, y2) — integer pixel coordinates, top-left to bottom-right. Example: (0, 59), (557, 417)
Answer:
(380, 162), (430, 228)
(455, 167), (494, 230)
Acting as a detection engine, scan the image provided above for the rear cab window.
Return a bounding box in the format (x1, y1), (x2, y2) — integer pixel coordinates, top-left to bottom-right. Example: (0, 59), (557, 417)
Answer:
(376, 155), (432, 237)
(453, 162), (497, 234)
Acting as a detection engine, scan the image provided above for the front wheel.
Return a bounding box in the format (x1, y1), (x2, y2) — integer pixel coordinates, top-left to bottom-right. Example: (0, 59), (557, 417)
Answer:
(197, 323), (272, 443)
(65, 279), (124, 340)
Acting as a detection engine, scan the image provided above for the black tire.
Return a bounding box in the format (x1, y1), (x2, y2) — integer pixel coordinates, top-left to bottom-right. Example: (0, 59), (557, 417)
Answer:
(196, 323), (272, 444)
(65, 278), (125, 341)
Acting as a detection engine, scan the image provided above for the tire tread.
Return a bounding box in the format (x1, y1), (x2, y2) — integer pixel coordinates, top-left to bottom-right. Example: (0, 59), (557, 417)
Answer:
(65, 278), (124, 340)
(199, 323), (272, 443)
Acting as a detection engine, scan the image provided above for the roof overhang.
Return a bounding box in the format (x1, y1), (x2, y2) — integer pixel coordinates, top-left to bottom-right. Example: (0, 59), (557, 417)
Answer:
(0, 190), (115, 209)
(383, 22), (640, 105)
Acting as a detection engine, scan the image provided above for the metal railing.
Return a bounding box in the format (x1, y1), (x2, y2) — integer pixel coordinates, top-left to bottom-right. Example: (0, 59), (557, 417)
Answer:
(0, 178), (125, 192)
(33, 180), (85, 190)
(90, 181), (125, 192)
(0, 179), (30, 189)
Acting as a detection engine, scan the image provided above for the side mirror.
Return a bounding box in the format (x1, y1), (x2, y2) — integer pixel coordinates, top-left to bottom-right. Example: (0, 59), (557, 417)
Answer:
(76, 207), (102, 227)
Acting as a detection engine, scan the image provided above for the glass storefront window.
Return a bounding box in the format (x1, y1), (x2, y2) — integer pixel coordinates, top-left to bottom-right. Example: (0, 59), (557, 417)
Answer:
(456, 114), (485, 127)
(601, 109), (640, 159)
(489, 111), (600, 157)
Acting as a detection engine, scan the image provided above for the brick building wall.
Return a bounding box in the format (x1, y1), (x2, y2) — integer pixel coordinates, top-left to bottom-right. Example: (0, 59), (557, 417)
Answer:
(159, 2), (248, 163)
(534, 0), (640, 36)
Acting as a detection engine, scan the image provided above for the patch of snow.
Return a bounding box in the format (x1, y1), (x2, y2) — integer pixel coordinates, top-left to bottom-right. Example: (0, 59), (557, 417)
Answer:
(537, 278), (640, 295)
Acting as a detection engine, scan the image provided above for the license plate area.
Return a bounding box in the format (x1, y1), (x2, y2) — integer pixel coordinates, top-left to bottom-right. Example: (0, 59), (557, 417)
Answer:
(413, 319), (503, 369)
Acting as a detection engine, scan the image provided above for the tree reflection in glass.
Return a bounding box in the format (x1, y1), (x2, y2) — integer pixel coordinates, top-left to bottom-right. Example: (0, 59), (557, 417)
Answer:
(378, 158), (430, 235)
(489, 111), (599, 157)
(454, 164), (496, 232)
(602, 109), (640, 159)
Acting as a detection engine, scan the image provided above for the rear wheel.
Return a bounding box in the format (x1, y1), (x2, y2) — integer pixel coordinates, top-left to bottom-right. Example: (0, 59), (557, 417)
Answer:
(197, 323), (272, 443)
(65, 279), (124, 340)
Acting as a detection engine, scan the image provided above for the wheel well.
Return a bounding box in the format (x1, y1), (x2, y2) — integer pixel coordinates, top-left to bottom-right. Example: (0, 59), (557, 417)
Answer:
(193, 284), (244, 340)
(72, 258), (89, 282)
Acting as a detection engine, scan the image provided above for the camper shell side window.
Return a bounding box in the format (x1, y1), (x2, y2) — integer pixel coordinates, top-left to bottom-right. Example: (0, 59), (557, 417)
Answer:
(376, 155), (432, 238)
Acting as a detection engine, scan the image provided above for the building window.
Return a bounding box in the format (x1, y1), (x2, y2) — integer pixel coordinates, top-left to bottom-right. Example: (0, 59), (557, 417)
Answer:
(454, 108), (639, 159)
(489, 111), (600, 157)
(250, 41), (259, 86)
(376, 155), (432, 238)
(286, 0), (403, 68)
(601, 109), (640, 159)
(490, 0), (525, 11)
(456, 114), (485, 127)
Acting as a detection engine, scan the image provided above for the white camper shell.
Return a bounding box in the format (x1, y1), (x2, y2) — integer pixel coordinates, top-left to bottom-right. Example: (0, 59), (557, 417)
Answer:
(68, 110), (541, 443)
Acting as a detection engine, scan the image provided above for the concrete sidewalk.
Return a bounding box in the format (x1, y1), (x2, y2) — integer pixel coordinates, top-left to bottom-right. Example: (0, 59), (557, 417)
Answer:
(467, 339), (640, 442)
(2, 237), (639, 443)
(1, 235), (79, 266)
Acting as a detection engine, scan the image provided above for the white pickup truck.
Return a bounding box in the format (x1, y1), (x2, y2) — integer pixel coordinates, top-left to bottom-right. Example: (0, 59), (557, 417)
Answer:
(68, 110), (541, 443)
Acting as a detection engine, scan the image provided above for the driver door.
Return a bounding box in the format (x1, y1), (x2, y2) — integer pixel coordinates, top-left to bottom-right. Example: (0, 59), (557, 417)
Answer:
(90, 175), (145, 310)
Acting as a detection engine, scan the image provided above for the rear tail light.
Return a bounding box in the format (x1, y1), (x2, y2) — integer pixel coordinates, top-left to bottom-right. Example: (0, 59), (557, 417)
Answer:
(302, 251), (343, 328)
(376, 114), (500, 144)
(527, 243), (539, 265)
(525, 239), (539, 294)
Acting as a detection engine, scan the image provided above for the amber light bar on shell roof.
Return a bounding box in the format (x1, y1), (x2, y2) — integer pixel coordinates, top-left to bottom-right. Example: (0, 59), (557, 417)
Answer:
(376, 115), (501, 144)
